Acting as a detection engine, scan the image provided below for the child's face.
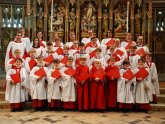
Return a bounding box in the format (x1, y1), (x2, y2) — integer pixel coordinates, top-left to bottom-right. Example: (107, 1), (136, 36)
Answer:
(145, 55), (151, 61)
(15, 60), (22, 67)
(130, 48), (136, 53)
(67, 59), (73, 66)
(47, 45), (53, 51)
(94, 61), (101, 68)
(30, 51), (36, 58)
(37, 58), (44, 65)
(123, 64), (130, 69)
(80, 59), (86, 65)
(96, 51), (101, 56)
(138, 60), (145, 67)
(63, 48), (69, 53)
(14, 50), (21, 57)
(109, 59), (115, 65)
(79, 46), (84, 51)
(91, 39), (97, 44)
(109, 47), (115, 53)
(54, 62), (60, 68)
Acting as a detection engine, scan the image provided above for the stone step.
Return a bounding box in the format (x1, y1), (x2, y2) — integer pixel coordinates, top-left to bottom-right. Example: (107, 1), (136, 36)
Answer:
(151, 103), (165, 111)
(157, 94), (165, 103)
(160, 88), (165, 94)
(0, 91), (5, 101)
(0, 101), (32, 109)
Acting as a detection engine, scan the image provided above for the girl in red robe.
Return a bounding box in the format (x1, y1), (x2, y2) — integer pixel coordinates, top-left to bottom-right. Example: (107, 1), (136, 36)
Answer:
(105, 57), (120, 110)
(90, 59), (106, 111)
(75, 55), (89, 111)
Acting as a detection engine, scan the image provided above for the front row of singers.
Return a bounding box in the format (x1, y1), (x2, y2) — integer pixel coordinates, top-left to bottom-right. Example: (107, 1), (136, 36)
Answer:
(6, 52), (158, 112)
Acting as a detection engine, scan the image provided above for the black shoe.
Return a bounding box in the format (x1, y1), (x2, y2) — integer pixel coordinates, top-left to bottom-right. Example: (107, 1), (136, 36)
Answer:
(11, 109), (16, 112)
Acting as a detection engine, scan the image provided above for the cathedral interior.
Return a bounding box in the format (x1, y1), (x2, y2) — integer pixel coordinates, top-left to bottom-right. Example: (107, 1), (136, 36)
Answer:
(0, 0), (165, 80)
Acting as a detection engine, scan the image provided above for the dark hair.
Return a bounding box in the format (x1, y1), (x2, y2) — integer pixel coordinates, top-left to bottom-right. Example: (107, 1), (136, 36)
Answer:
(138, 58), (145, 63)
(53, 59), (60, 63)
(46, 41), (53, 46)
(32, 37), (40, 48)
(15, 58), (23, 63)
(123, 60), (130, 65)
(91, 37), (97, 41)
(79, 42), (85, 46)
(107, 30), (114, 38)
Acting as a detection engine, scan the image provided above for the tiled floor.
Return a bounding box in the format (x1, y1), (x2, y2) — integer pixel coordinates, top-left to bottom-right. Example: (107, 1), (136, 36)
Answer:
(0, 110), (165, 124)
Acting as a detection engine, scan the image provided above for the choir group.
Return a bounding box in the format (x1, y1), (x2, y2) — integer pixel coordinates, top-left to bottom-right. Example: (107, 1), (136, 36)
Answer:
(4, 28), (160, 112)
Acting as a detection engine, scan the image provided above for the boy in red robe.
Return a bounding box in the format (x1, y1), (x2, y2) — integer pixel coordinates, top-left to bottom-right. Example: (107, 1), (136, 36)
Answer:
(75, 55), (90, 111)
(105, 57), (120, 110)
(90, 59), (106, 111)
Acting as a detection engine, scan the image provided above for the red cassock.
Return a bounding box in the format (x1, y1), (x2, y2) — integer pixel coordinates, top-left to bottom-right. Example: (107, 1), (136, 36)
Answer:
(90, 67), (106, 110)
(75, 64), (89, 111)
(105, 65), (120, 109)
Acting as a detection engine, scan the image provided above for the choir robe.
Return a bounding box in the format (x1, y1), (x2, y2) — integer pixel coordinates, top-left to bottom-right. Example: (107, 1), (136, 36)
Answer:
(30, 46), (45, 58)
(75, 64), (90, 111)
(101, 38), (112, 45)
(121, 41), (136, 49)
(5, 57), (25, 72)
(6, 67), (30, 109)
(24, 57), (37, 74)
(60, 66), (76, 109)
(53, 42), (64, 48)
(30, 66), (48, 108)
(81, 37), (100, 46)
(105, 52), (121, 68)
(65, 41), (73, 48)
(117, 69), (136, 109)
(89, 56), (107, 69)
(73, 52), (90, 66)
(90, 66), (106, 110)
(47, 68), (64, 108)
(136, 45), (149, 55)
(128, 54), (141, 70)
(22, 36), (31, 52)
(145, 61), (160, 103)
(59, 54), (75, 67)
(5, 41), (27, 64)
(85, 47), (97, 58)
(105, 65), (120, 108)
(134, 68), (152, 110)
(43, 51), (58, 69)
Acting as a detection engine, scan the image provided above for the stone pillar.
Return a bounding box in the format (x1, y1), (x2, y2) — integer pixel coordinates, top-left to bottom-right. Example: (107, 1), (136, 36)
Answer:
(32, 0), (37, 39)
(109, 0), (113, 31)
(142, 1), (146, 45)
(131, 0), (135, 40)
(27, 0), (31, 38)
(98, 0), (102, 41)
(76, 0), (80, 41)
(22, 6), (25, 28)
(44, 0), (48, 41)
(65, 0), (69, 43)
(148, 0), (152, 50)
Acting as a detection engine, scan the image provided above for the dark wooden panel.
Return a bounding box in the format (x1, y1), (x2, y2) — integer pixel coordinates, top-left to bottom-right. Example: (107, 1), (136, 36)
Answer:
(0, 0), (26, 5)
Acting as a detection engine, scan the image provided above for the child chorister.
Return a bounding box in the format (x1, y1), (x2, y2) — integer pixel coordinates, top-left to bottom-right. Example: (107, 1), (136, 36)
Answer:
(43, 42), (58, 69)
(5, 49), (25, 72)
(75, 55), (90, 111)
(30, 55), (48, 111)
(90, 59), (106, 110)
(47, 59), (64, 110)
(105, 57), (120, 109)
(117, 60), (136, 110)
(25, 48), (37, 74)
(60, 56), (76, 110)
(135, 58), (152, 112)
(6, 58), (30, 112)
(145, 52), (160, 103)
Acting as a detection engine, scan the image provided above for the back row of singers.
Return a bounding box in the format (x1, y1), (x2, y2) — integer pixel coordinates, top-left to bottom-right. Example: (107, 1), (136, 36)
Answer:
(5, 28), (159, 112)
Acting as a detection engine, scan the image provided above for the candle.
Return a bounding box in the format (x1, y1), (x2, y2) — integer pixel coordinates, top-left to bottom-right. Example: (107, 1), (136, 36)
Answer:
(126, 1), (130, 33)
(50, 0), (53, 31)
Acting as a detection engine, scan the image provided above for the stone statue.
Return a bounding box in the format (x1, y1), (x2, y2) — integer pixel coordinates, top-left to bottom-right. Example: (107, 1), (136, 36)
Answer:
(135, 8), (142, 34)
(52, 5), (65, 31)
(86, 3), (96, 20)
(102, 9), (109, 32)
(81, 15), (88, 32)
(69, 8), (76, 32)
(114, 5), (126, 33)
(37, 7), (44, 29)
